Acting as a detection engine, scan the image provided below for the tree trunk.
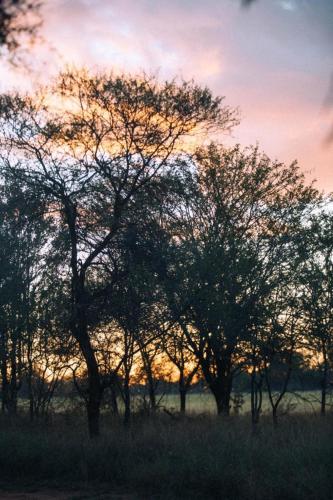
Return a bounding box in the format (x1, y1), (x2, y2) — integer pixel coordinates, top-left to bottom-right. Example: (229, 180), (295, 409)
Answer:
(148, 380), (156, 412)
(321, 384), (326, 416)
(77, 327), (102, 438)
(0, 328), (8, 413)
(272, 406), (278, 427)
(0, 359), (8, 413)
(141, 350), (157, 412)
(200, 348), (233, 416)
(211, 377), (232, 416)
(211, 364), (233, 416)
(320, 346), (328, 416)
(110, 383), (119, 416)
(87, 396), (100, 437)
(8, 343), (18, 415)
(179, 389), (186, 414)
(250, 367), (262, 427)
(71, 279), (102, 437)
(85, 351), (102, 437)
(123, 370), (131, 426)
(27, 360), (34, 422)
(213, 390), (231, 415)
(178, 371), (187, 414)
(26, 307), (34, 421)
(67, 200), (102, 437)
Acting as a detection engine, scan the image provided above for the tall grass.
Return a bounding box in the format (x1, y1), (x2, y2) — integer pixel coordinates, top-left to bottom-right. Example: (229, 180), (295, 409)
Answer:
(0, 413), (332, 499)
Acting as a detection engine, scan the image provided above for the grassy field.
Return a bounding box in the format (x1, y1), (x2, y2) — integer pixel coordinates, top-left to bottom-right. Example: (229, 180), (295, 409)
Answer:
(20, 390), (332, 418)
(157, 390), (332, 415)
(0, 412), (332, 499)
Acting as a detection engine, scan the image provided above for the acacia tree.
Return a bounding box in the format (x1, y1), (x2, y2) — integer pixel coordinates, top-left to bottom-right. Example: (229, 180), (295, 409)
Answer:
(25, 266), (73, 420)
(104, 266), (161, 424)
(161, 324), (200, 414)
(260, 288), (302, 426)
(0, 70), (235, 436)
(247, 228), (306, 427)
(160, 143), (318, 415)
(0, 178), (47, 414)
(101, 218), (169, 421)
(297, 213), (333, 415)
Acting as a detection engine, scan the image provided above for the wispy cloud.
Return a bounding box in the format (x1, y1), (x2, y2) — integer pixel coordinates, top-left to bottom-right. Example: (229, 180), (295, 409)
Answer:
(1, 0), (331, 190)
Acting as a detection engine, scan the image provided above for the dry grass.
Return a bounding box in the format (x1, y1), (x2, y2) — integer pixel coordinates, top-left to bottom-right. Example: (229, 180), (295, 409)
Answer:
(0, 413), (332, 499)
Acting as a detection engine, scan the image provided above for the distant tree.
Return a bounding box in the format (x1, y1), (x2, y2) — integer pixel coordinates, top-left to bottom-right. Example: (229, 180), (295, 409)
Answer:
(26, 268), (73, 420)
(297, 213), (333, 415)
(102, 217), (169, 422)
(105, 264), (161, 424)
(247, 226), (308, 427)
(0, 177), (48, 415)
(261, 288), (302, 426)
(161, 324), (200, 414)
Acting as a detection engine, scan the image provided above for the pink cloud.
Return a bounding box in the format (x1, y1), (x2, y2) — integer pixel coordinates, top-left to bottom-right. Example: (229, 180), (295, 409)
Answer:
(0, 0), (331, 190)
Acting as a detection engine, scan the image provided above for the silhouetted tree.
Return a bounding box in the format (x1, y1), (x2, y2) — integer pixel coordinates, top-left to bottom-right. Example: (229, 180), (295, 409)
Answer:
(261, 289), (302, 426)
(0, 69), (236, 436)
(162, 324), (200, 414)
(0, 178), (48, 414)
(297, 213), (333, 415)
(160, 144), (318, 415)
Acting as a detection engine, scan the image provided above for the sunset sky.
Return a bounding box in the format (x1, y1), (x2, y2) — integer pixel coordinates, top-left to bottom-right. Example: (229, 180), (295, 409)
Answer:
(1, 0), (332, 191)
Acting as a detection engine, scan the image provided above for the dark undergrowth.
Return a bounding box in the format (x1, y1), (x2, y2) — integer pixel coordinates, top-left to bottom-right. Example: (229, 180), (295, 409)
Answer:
(0, 412), (332, 499)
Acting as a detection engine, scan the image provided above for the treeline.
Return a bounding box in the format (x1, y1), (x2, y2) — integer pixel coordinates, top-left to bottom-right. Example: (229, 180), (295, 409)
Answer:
(0, 70), (332, 437)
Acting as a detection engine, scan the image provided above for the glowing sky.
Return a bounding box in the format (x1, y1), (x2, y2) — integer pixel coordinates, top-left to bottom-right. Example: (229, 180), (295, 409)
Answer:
(1, 0), (333, 191)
